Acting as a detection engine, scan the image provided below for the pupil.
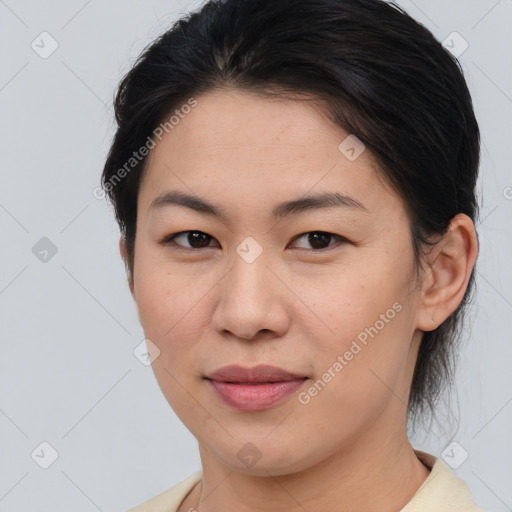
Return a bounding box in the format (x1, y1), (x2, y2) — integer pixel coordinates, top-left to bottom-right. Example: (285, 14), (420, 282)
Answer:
(309, 232), (330, 249)
(189, 231), (210, 248)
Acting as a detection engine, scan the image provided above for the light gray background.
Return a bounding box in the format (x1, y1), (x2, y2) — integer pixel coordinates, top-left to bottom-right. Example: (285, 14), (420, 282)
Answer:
(1, 0), (511, 511)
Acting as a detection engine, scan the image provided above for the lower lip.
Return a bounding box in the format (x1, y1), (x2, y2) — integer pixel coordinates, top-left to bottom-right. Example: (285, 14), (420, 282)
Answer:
(207, 378), (307, 411)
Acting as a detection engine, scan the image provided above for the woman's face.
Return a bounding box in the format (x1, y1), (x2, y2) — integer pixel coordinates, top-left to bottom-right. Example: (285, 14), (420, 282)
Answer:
(127, 88), (426, 475)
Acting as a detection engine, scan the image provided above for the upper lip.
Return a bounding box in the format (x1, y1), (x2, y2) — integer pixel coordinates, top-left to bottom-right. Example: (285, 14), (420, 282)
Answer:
(205, 364), (308, 383)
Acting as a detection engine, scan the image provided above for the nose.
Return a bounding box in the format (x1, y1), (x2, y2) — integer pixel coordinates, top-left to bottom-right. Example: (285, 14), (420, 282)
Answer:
(210, 245), (291, 341)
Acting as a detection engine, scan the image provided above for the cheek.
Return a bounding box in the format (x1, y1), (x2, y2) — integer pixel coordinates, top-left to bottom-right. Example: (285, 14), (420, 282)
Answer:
(306, 259), (405, 340)
(133, 259), (184, 339)
(297, 309), (411, 442)
(133, 261), (215, 369)
(299, 257), (413, 402)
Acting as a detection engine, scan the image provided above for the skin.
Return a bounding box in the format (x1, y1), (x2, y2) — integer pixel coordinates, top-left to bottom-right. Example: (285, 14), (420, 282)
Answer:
(120, 88), (478, 512)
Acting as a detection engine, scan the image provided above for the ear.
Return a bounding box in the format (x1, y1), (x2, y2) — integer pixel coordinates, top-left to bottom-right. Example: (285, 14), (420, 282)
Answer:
(119, 237), (135, 298)
(416, 213), (478, 332)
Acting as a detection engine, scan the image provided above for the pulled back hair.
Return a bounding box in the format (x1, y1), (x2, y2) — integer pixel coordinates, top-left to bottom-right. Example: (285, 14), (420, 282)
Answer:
(101, 0), (480, 427)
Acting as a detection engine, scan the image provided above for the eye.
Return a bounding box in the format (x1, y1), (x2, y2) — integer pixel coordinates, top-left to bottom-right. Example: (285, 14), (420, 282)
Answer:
(288, 231), (348, 252)
(162, 230), (219, 250)
(162, 230), (348, 252)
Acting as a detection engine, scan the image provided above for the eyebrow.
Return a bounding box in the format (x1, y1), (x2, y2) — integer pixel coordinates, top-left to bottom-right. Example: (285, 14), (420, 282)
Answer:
(148, 190), (368, 221)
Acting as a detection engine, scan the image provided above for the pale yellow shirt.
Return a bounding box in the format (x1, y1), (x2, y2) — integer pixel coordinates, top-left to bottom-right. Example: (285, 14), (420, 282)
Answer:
(127, 450), (482, 512)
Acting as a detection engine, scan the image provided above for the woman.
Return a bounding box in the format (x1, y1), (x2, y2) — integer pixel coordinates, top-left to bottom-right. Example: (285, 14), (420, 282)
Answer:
(101, 0), (482, 510)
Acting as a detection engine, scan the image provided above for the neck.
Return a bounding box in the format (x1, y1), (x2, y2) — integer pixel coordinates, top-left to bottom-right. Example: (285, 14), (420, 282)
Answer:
(182, 423), (430, 512)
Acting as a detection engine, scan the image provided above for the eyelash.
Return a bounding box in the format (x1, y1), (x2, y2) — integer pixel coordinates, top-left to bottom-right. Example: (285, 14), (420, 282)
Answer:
(161, 230), (349, 253)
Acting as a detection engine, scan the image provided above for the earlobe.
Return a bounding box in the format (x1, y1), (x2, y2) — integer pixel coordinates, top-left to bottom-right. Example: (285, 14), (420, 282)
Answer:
(416, 213), (478, 332)
(119, 237), (135, 298)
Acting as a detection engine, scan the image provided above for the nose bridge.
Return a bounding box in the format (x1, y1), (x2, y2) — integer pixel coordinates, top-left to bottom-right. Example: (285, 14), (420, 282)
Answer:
(228, 236), (273, 305)
(212, 237), (288, 339)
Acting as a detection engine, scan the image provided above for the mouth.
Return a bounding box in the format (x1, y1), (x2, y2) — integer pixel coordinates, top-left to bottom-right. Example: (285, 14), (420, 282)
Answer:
(207, 380), (306, 384)
(204, 364), (308, 411)
(205, 363), (308, 383)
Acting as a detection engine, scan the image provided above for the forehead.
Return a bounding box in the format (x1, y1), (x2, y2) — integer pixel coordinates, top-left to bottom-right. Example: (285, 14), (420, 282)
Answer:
(152, 89), (349, 158)
(138, 88), (400, 220)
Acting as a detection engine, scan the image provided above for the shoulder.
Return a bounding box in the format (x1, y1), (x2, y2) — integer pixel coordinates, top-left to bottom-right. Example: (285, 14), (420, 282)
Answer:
(126, 470), (202, 512)
(402, 450), (483, 512)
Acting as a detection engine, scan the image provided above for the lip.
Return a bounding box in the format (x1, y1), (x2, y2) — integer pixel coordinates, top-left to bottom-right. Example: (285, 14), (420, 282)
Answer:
(205, 364), (308, 412)
(205, 364), (307, 383)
